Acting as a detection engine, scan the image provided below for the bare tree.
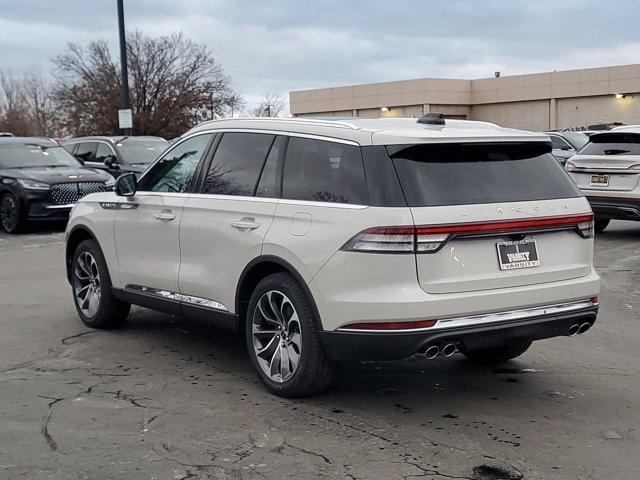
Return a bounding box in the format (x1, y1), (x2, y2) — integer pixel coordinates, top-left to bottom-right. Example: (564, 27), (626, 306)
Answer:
(53, 30), (243, 138)
(250, 91), (287, 117)
(0, 68), (60, 136)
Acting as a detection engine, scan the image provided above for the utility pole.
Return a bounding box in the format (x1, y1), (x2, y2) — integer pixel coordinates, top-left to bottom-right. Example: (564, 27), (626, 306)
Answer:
(117, 0), (133, 135)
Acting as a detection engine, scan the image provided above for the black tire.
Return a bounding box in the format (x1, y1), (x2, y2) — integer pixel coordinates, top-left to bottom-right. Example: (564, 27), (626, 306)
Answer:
(594, 217), (610, 234)
(0, 193), (24, 234)
(71, 239), (130, 328)
(245, 272), (334, 398)
(461, 341), (532, 364)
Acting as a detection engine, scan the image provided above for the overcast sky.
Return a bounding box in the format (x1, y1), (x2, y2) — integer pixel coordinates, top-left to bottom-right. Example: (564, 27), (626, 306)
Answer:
(2, 0), (640, 111)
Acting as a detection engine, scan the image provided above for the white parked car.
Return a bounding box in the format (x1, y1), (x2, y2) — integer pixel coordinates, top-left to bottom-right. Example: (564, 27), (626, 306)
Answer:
(65, 116), (600, 397)
(565, 129), (640, 232)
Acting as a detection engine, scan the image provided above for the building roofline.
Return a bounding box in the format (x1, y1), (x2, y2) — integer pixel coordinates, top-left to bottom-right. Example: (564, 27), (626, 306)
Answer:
(290, 62), (640, 95)
(290, 63), (640, 114)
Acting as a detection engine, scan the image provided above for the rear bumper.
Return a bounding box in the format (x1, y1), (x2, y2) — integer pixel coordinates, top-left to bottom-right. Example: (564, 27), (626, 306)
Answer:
(587, 195), (640, 221)
(319, 301), (598, 361)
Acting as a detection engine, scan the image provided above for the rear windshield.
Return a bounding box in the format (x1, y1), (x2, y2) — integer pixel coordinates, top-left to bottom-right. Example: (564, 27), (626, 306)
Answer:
(578, 133), (640, 156)
(388, 143), (581, 207)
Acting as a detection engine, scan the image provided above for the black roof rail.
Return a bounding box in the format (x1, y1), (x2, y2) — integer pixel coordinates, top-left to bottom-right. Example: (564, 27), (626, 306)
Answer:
(417, 113), (445, 125)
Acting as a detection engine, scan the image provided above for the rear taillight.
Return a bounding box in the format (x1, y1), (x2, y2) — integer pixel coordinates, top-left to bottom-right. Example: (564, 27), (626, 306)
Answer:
(565, 161), (577, 171)
(341, 226), (451, 253)
(341, 226), (416, 253)
(342, 214), (595, 253)
(629, 164), (640, 170)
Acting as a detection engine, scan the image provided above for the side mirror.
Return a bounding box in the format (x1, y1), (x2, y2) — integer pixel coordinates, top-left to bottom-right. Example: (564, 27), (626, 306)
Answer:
(74, 155), (85, 166)
(104, 155), (119, 169)
(114, 173), (137, 197)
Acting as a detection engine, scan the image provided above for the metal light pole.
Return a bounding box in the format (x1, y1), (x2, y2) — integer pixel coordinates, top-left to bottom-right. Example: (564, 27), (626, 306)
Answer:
(117, 0), (133, 135)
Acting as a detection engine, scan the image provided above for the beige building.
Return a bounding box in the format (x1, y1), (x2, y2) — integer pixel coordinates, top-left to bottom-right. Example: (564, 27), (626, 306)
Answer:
(289, 64), (640, 131)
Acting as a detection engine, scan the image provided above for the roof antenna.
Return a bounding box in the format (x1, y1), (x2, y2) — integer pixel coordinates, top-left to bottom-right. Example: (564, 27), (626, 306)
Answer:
(417, 113), (445, 125)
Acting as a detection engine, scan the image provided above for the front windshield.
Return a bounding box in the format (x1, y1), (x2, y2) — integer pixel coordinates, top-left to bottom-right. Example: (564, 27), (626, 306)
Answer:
(561, 132), (589, 150)
(0, 143), (81, 169)
(115, 139), (168, 165)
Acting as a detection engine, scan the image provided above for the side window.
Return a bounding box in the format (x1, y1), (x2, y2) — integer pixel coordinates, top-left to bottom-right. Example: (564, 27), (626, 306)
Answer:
(202, 132), (275, 196)
(551, 136), (571, 150)
(75, 142), (97, 162)
(139, 134), (213, 193)
(62, 144), (77, 155)
(95, 143), (114, 163)
(255, 136), (284, 198)
(283, 137), (369, 204)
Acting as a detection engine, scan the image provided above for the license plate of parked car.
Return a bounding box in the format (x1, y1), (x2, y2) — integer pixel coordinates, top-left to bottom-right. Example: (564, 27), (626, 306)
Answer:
(496, 240), (540, 270)
(590, 174), (609, 186)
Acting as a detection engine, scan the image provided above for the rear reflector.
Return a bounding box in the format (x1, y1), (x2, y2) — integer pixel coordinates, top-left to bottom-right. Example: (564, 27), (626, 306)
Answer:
(340, 319), (438, 331)
(341, 214), (594, 253)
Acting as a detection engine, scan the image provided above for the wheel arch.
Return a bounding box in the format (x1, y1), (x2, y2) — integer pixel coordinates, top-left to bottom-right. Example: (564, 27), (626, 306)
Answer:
(235, 255), (324, 333)
(65, 225), (103, 284)
(0, 184), (22, 207)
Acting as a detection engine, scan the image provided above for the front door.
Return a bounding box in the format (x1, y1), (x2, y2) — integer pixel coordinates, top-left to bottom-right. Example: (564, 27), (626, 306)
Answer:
(114, 133), (215, 295)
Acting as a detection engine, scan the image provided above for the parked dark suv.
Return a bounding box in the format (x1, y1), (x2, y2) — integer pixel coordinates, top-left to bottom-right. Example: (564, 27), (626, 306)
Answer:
(0, 137), (113, 233)
(62, 136), (168, 178)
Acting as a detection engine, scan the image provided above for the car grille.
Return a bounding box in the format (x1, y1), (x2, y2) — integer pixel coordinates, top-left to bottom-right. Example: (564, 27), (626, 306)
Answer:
(50, 182), (107, 205)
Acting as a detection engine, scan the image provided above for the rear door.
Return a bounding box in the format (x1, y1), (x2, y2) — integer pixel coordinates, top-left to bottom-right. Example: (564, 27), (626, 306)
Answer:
(178, 132), (280, 314)
(389, 142), (592, 294)
(263, 135), (372, 282)
(567, 133), (640, 192)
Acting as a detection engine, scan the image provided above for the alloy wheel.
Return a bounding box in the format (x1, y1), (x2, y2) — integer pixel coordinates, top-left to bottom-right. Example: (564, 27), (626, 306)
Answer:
(0, 196), (18, 232)
(251, 290), (302, 383)
(74, 251), (102, 318)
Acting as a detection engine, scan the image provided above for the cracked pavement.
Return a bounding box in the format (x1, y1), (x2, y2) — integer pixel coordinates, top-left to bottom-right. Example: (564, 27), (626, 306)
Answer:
(0, 222), (638, 479)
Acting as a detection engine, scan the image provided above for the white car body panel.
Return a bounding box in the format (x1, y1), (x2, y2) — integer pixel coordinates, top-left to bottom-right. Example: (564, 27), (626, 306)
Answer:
(410, 197), (593, 294)
(113, 192), (188, 292)
(178, 194), (278, 313)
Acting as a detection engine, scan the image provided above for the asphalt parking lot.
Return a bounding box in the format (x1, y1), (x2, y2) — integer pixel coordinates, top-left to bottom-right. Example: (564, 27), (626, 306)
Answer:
(0, 222), (638, 480)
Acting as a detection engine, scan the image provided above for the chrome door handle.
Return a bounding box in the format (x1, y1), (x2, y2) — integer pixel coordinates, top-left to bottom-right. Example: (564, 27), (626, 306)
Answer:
(154, 212), (176, 221)
(230, 218), (260, 230)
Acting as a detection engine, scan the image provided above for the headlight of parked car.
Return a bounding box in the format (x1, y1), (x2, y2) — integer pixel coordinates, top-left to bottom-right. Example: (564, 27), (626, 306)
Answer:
(17, 179), (51, 190)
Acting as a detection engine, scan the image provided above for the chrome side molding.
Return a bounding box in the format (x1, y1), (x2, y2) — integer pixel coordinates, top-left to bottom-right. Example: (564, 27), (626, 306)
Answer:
(125, 285), (229, 312)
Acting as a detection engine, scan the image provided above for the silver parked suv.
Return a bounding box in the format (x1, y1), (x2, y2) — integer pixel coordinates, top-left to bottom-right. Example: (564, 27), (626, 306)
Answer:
(65, 116), (600, 397)
(565, 128), (640, 232)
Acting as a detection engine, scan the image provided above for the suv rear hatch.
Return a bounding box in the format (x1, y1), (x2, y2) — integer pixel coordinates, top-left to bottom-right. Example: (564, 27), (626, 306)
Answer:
(388, 142), (592, 294)
(566, 132), (640, 192)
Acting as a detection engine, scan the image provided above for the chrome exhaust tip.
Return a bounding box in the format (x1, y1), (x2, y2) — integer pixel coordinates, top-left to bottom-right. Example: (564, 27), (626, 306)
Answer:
(442, 343), (457, 357)
(424, 345), (440, 359)
(568, 324), (580, 336)
(578, 322), (592, 334)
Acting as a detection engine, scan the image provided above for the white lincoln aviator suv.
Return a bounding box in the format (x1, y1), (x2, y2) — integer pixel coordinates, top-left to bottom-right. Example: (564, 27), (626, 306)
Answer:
(65, 115), (600, 397)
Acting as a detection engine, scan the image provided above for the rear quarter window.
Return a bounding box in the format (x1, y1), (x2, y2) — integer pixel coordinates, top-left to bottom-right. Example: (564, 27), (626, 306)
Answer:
(388, 142), (581, 207)
(283, 137), (369, 205)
